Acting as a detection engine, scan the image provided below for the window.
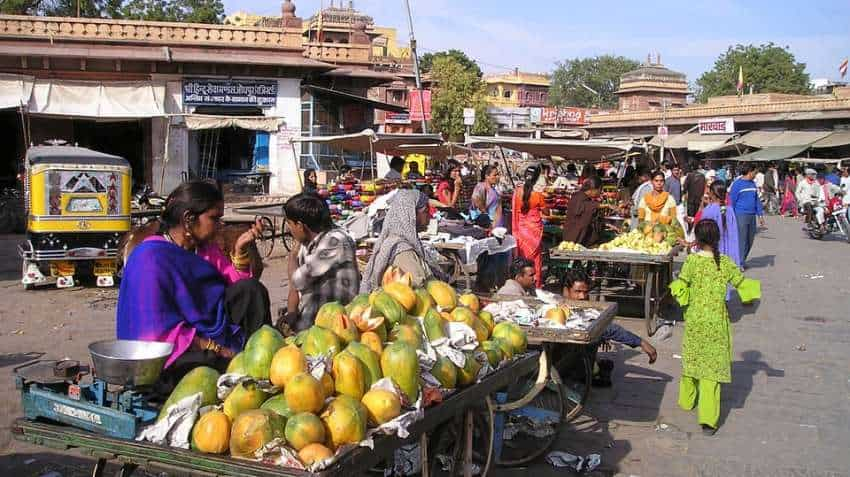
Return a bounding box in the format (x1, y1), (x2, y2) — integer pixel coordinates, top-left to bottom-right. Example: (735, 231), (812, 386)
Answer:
(503, 90), (512, 99)
(491, 89), (498, 97)
(391, 90), (405, 103)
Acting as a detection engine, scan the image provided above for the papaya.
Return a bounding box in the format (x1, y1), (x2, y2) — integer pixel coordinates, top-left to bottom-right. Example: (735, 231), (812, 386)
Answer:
(456, 352), (482, 387)
(332, 351), (368, 400)
(478, 311), (495, 333)
(382, 265), (413, 288)
(229, 409), (286, 458)
(448, 307), (478, 328)
(285, 412), (326, 451)
(458, 293), (480, 313)
(349, 304), (384, 333)
(411, 288), (434, 317)
(429, 355), (457, 389)
(260, 393), (294, 419)
(299, 443), (334, 466)
(331, 313), (361, 345)
(369, 290), (406, 326)
(226, 352), (248, 375)
(344, 293), (371, 315)
(423, 309), (447, 342)
(320, 372), (336, 397)
(360, 331), (384, 355)
(315, 302), (347, 330)
(301, 326), (342, 357)
(480, 341), (504, 367)
(223, 381), (269, 421)
(426, 280), (457, 311)
(471, 318), (490, 343)
(389, 323), (422, 349)
(543, 307), (567, 325)
(321, 396), (368, 449)
(492, 322), (527, 355)
(383, 282), (417, 313)
(361, 389), (402, 425)
(191, 410), (230, 454)
(158, 366), (219, 421)
(284, 373), (326, 414)
(269, 344), (308, 389)
(345, 342), (383, 387)
(380, 342), (420, 402)
(244, 346), (276, 380)
(492, 338), (514, 360)
(245, 325), (285, 354)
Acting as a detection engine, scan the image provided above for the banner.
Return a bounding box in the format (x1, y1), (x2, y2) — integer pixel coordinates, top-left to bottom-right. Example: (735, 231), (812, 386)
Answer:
(385, 112), (411, 124)
(698, 118), (735, 134)
(540, 107), (588, 125)
(183, 78), (277, 108)
(409, 89), (432, 121)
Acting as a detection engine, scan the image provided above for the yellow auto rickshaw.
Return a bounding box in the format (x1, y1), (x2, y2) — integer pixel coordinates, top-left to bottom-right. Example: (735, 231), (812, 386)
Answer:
(19, 145), (132, 289)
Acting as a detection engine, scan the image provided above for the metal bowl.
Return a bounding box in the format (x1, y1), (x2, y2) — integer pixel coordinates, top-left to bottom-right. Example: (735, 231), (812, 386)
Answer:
(88, 340), (174, 387)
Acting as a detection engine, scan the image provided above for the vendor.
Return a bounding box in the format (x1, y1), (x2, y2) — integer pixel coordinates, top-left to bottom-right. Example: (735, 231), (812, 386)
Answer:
(406, 161), (423, 180)
(471, 165), (503, 228)
(562, 269), (657, 386)
(284, 193), (360, 331)
(360, 189), (447, 292)
(436, 160), (462, 209)
(496, 258), (536, 296)
(303, 168), (319, 194)
(637, 170), (677, 225)
(116, 181), (271, 384)
(337, 165), (355, 183)
(385, 156), (405, 180)
(562, 175), (603, 247)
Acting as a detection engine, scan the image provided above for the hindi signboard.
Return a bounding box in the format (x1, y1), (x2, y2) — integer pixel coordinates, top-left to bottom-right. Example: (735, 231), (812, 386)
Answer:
(699, 118), (735, 134)
(463, 108), (476, 126)
(657, 126), (669, 139)
(183, 79), (278, 108)
(409, 89), (432, 121)
(385, 112), (412, 125)
(540, 107), (588, 125)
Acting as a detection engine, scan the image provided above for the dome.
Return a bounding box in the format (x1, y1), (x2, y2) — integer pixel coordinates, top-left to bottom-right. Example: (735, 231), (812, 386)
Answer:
(620, 64), (686, 83)
(282, 0), (296, 15)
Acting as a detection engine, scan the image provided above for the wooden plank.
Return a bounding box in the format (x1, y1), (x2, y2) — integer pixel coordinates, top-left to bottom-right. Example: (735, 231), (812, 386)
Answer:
(549, 245), (680, 265)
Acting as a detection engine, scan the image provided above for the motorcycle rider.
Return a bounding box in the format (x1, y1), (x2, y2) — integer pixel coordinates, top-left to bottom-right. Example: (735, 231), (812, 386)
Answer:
(795, 169), (821, 227)
(815, 176), (842, 232)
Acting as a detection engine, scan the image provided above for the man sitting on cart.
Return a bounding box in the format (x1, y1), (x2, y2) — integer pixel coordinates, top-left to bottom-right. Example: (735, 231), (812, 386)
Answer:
(562, 269), (657, 386)
(496, 258), (536, 296)
(283, 193), (360, 332)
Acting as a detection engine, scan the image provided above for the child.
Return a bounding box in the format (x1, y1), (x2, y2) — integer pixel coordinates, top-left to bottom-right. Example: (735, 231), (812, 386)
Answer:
(670, 219), (760, 436)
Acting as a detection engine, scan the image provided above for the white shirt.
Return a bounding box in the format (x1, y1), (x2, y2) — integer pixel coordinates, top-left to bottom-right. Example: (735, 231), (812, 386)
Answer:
(754, 172), (765, 198)
(841, 176), (850, 205)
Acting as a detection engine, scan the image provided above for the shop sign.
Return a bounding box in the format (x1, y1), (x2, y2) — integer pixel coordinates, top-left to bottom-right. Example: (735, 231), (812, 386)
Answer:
(529, 107), (542, 124)
(657, 126), (669, 139)
(540, 107), (588, 125)
(409, 89), (432, 121)
(463, 108), (476, 126)
(385, 112), (411, 124)
(699, 118), (735, 134)
(183, 78), (277, 108)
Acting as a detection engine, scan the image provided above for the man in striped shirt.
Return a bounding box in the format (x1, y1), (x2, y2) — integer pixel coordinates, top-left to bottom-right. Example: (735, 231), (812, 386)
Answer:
(729, 163), (767, 267)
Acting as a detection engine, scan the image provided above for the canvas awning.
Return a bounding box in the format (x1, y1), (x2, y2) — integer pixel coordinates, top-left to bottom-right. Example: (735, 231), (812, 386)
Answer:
(27, 79), (166, 118)
(811, 131), (850, 149)
(392, 143), (476, 160)
(289, 130), (443, 154)
(703, 130), (832, 153)
(181, 114), (284, 132)
(787, 157), (849, 165)
(465, 136), (640, 161)
(649, 132), (736, 152)
(727, 145), (810, 162)
(303, 85), (408, 113)
(0, 74), (34, 110)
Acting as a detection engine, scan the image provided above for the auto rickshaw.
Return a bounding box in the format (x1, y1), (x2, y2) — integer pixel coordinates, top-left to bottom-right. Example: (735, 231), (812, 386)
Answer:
(19, 145), (132, 289)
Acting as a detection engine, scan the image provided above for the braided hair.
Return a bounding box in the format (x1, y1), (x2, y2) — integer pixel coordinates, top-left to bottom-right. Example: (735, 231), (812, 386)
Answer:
(694, 219), (722, 270)
(710, 180), (728, 233)
(521, 165), (541, 214)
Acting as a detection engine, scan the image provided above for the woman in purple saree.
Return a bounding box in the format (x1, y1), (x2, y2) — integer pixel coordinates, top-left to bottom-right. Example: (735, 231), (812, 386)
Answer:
(117, 181), (270, 388)
(696, 180), (741, 268)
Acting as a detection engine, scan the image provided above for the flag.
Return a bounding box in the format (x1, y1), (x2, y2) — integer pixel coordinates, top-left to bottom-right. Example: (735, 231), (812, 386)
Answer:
(736, 65), (744, 95)
(840, 58), (848, 78)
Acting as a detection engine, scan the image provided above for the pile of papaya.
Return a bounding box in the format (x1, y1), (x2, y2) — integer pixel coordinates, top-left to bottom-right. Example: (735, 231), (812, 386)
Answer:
(160, 269), (528, 469)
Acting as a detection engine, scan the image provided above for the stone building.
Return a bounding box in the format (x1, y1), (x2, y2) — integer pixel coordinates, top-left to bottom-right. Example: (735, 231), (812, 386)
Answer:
(615, 56), (689, 112)
(485, 69), (550, 108)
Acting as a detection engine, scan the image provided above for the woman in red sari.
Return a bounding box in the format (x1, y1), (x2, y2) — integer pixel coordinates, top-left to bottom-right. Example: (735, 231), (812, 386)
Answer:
(512, 165), (548, 288)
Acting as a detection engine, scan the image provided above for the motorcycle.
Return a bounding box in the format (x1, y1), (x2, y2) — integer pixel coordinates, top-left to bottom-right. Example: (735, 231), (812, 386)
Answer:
(131, 184), (166, 211)
(805, 202), (850, 242)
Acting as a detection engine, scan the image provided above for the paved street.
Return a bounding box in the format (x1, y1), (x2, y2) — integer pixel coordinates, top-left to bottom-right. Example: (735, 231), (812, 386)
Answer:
(0, 215), (848, 476)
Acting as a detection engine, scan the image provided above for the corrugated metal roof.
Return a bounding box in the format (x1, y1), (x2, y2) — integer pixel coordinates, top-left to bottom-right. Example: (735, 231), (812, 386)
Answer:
(811, 131), (850, 148)
(649, 132), (735, 152)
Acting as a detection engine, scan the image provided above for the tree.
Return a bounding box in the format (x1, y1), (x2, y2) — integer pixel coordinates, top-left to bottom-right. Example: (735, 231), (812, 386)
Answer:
(695, 43), (810, 103)
(420, 49), (482, 78)
(548, 55), (639, 109)
(429, 56), (494, 142)
(0, 0), (44, 15)
(119, 0), (223, 23)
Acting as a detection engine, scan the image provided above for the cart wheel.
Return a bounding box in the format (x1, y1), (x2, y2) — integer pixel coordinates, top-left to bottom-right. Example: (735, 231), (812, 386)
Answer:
(281, 230), (296, 253)
(429, 407), (494, 477)
(256, 216), (275, 258)
(644, 269), (659, 337)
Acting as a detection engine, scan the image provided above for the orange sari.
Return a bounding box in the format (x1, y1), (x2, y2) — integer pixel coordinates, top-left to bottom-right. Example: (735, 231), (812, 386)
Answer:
(512, 186), (545, 287)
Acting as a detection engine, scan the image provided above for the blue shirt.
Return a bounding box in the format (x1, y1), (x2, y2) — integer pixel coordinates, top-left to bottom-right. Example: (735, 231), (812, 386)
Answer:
(825, 173), (840, 186)
(729, 178), (764, 216)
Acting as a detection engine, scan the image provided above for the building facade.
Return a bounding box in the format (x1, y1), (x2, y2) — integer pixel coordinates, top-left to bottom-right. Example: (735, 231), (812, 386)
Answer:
(485, 69), (550, 108)
(615, 57), (689, 113)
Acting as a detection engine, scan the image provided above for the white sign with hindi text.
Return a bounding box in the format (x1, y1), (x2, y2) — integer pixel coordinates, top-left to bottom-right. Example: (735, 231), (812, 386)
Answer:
(699, 118), (735, 134)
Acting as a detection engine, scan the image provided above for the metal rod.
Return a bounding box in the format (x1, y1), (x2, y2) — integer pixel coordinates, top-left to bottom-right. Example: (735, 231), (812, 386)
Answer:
(404, 0), (428, 133)
(497, 145), (515, 188)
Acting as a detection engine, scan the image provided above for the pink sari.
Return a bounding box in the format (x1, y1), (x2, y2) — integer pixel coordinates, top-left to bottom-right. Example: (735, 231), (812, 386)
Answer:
(512, 187), (544, 288)
(780, 176), (798, 217)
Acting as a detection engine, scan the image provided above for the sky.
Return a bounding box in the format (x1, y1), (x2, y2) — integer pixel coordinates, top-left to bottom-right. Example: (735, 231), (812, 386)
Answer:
(223, 0), (850, 85)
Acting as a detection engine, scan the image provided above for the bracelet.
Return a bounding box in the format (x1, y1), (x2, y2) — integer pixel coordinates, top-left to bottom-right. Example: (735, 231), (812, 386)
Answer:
(205, 339), (221, 353)
(230, 251), (250, 271)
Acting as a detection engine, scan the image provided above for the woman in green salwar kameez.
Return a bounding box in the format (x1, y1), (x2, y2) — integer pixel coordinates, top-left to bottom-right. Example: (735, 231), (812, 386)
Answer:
(670, 219), (760, 435)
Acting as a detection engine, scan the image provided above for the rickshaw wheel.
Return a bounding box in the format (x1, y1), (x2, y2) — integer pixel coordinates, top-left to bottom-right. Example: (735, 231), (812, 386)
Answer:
(428, 404), (494, 477)
(255, 216), (275, 258)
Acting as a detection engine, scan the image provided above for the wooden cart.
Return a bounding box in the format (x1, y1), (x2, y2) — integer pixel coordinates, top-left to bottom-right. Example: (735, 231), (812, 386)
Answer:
(548, 247), (679, 336)
(231, 203), (293, 258)
(13, 353), (539, 477)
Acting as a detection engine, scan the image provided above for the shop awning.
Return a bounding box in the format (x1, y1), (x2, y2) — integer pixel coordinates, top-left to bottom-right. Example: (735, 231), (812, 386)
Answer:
(727, 145), (810, 162)
(0, 74), (34, 110)
(182, 114), (284, 132)
(465, 136), (641, 161)
(703, 130), (832, 153)
(303, 85), (408, 113)
(649, 132), (736, 152)
(811, 131), (850, 149)
(392, 143), (476, 160)
(28, 79), (165, 118)
(787, 157), (849, 165)
(289, 129), (443, 154)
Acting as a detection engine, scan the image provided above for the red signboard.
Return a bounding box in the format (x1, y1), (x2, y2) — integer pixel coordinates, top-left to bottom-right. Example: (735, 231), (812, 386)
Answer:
(540, 107), (588, 125)
(409, 89), (432, 121)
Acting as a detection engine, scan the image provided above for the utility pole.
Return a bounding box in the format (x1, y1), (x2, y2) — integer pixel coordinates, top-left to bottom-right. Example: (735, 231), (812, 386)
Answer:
(404, 0), (428, 133)
(660, 99), (668, 167)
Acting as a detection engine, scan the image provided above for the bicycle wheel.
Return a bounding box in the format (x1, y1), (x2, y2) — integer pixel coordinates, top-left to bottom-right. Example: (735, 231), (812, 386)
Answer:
(837, 213), (850, 244)
(255, 216), (275, 258)
(429, 406), (494, 477)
